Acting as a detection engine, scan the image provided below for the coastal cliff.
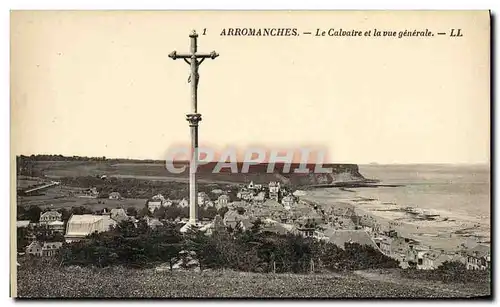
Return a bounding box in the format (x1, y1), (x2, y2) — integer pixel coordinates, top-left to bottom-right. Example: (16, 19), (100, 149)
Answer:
(195, 162), (367, 187)
(17, 155), (367, 187)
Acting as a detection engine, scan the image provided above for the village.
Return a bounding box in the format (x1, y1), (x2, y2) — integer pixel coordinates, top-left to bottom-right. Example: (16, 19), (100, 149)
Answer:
(16, 179), (490, 272)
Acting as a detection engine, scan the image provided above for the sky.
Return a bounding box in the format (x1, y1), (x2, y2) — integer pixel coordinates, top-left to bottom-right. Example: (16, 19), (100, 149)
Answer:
(10, 10), (490, 164)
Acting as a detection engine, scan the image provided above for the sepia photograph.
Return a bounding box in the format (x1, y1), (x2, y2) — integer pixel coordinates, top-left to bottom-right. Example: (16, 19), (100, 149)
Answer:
(10, 10), (491, 299)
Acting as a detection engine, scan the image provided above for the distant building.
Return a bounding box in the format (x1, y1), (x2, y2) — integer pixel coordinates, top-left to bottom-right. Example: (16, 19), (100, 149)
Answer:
(211, 189), (224, 195)
(200, 215), (227, 236)
(258, 199), (286, 219)
(421, 250), (459, 270)
(268, 182), (281, 202)
(297, 226), (316, 238)
(254, 192), (266, 203)
(64, 214), (117, 243)
(147, 200), (162, 213)
(108, 192), (122, 200)
(47, 220), (65, 233)
(178, 199), (189, 208)
(292, 190), (306, 197)
(331, 216), (357, 230)
(297, 210), (324, 226)
(16, 220), (31, 228)
(325, 229), (380, 250)
(198, 192), (210, 205)
(281, 195), (295, 210)
(223, 210), (249, 229)
(261, 223), (289, 236)
(236, 219), (253, 232)
(465, 244), (490, 271)
(39, 210), (62, 224)
(151, 194), (166, 203)
(248, 181), (255, 189)
(237, 189), (254, 201)
(110, 208), (130, 223)
(217, 194), (230, 207)
(374, 236), (392, 255)
(247, 181), (263, 191)
(406, 245), (429, 269)
(79, 187), (99, 198)
(145, 217), (164, 229)
(26, 241), (63, 257)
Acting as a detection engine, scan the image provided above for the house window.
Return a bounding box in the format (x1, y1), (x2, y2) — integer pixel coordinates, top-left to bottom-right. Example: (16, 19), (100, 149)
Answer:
(418, 258), (423, 265)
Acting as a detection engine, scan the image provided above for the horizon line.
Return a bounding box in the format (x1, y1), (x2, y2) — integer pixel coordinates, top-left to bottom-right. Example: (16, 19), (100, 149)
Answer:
(15, 153), (490, 166)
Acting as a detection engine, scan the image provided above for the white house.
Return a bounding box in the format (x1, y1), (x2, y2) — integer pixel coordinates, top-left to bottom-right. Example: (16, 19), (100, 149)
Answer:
(108, 192), (122, 200)
(151, 194), (166, 203)
(16, 220), (31, 228)
(198, 192), (210, 205)
(26, 241), (63, 257)
(465, 244), (490, 270)
(39, 210), (62, 224)
(47, 220), (65, 233)
(147, 200), (162, 213)
(162, 199), (173, 207)
(178, 199), (189, 208)
(281, 195), (295, 210)
(217, 194), (230, 207)
(64, 214), (117, 243)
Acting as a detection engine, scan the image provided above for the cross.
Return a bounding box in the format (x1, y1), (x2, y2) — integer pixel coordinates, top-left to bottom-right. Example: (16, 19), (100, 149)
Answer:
(168, 30), (219, 225)
(168, 30), (219, 114)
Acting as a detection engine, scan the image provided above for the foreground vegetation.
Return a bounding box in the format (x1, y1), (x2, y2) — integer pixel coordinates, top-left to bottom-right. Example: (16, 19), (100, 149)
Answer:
(55, 219), (399, 273)
(16, 218), (491, 298)
(16, 264), (490, 298)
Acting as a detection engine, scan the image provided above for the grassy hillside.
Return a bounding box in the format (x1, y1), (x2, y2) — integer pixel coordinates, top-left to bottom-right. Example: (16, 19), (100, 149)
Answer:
(17, 158), (366, 187)
(16, 265), (490, 298)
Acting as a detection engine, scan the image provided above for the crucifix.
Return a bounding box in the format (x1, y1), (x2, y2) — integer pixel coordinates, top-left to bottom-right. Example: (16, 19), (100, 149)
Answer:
(168, 30), (219, 225)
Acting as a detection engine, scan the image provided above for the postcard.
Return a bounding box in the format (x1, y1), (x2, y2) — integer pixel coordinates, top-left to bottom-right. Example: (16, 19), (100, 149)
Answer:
(10, 10), (491, 299)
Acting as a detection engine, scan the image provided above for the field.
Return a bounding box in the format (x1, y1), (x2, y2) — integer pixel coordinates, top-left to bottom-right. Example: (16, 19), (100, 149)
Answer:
(16, 265), (490, 299)
(16, 178), (148, 211)
(17, 195), (148, 211)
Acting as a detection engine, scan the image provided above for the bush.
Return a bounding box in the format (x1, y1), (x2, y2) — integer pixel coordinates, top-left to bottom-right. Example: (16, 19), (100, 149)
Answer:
(401, 261), (490, 284)
(56, 220), (400, 275)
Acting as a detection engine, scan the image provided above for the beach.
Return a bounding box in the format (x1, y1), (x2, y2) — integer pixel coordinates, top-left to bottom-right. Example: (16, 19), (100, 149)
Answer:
(302, 164), (490, 251)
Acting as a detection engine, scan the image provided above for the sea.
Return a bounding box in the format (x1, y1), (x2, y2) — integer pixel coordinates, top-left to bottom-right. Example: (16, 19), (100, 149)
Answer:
(304, 164), (491, 250)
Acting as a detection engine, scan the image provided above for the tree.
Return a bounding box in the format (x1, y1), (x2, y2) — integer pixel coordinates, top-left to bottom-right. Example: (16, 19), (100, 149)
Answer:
(438, 260), (466, 272)
(250, 218), (263, 234)
(17, 227), (30, 252)
(25, 205), (42, 223)
(126, 207), (138, 217)
(217, 206), (229, 218)
(153, 207), (166, 219)
(33, 225), (65, 242)
(185, 229), (224, 271)
(57, 208), (71, 222)
(155, 222), (184, 270)
(200, 206), (218, 220)
(164, 205), (182, 220)
(137, 206), (152, 218)
(70, 206), (93, 216)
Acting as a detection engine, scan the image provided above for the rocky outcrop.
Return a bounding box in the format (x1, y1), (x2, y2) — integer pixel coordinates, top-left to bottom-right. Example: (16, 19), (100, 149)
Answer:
(195, 162), (366, 187)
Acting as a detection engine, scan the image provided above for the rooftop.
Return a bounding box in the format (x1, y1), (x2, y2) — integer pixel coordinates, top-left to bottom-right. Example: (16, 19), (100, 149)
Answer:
(325, 229), (379, 250)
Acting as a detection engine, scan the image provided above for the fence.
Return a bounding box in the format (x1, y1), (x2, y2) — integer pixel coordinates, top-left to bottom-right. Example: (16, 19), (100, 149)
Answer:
(267, 259), (322, 274)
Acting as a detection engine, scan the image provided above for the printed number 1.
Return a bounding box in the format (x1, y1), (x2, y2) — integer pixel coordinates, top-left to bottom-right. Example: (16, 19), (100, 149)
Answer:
(202, 28), (207, 35)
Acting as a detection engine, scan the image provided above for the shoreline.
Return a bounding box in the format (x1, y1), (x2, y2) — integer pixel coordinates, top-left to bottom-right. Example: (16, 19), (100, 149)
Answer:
(301, 187), (490, 252)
